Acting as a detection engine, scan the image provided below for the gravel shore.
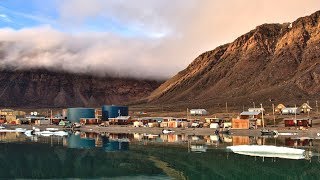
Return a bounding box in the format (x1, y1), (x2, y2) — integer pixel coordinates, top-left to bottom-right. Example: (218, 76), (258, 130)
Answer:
(5, 124), (320, 138)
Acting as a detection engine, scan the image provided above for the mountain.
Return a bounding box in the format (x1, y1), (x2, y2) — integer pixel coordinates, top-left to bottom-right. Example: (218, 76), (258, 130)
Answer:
(148, 11), (320, 108)
(0, 69), (161, 108)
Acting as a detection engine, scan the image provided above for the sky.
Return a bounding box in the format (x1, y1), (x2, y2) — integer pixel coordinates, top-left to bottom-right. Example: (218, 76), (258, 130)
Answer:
(0, 0), (319, 79)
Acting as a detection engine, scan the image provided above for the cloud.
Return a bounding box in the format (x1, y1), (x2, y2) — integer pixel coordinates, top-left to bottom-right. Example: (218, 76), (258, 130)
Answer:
(0, 0), (319, 80)
(0, 14), (12, 23)
(0, 26), (178, 79)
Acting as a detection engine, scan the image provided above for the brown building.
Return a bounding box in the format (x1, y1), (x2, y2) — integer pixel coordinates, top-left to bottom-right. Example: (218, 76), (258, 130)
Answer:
(232, 119), (249, 129)
(275, 104), (286, 114)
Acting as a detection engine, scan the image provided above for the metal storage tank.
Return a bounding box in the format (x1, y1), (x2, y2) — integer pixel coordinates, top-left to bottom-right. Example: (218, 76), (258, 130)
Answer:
(67, 108), (95, 122)
(102, 105), (128, 120)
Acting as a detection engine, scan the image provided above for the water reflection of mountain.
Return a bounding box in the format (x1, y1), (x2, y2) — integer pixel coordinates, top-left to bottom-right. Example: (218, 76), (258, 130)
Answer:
(0, 143), (164, 179)
(130, 144), (320, 180)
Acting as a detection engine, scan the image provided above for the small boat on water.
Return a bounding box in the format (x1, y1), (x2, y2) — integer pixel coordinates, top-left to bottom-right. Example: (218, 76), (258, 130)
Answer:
(162, 129), (175, 134)
(227, 145), (305, 160)
(15, 128), (27, 132)
(36, 130), (68, 137)
(46, 128), (59, 131)
(24, 127), (68, 137)
(0, 128), (27, 133)
(215, 128), (231, 135)
(261, 129), (278, 136)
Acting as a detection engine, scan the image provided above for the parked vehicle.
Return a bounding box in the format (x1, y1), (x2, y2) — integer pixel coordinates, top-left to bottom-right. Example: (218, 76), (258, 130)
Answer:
(99, 121), (110, 127)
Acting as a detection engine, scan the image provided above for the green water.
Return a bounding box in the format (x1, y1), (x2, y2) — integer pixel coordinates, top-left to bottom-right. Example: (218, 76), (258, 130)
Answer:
(0, 133), (319, 179)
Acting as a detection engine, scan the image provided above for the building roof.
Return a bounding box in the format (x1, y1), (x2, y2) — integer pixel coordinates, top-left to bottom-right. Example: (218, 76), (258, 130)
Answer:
(248, 108), (265, 111)
(300, 103), (312, 109)
(276, 104), (286, 108)
(283, 107), (298, 110)
(190, 109), (207, 111)
(0, 109), (14, 112)
(115, 116), (131, 120)
(240, 111), (261, 116)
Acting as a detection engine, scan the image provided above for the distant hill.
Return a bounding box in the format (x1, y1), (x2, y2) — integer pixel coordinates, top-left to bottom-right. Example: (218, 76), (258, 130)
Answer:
(148, 11), (320, 109)
(0, 69), (161, 108)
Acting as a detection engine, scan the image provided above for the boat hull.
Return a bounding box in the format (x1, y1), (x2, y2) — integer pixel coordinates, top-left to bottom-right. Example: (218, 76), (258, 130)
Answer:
(227, 145), (305, 159)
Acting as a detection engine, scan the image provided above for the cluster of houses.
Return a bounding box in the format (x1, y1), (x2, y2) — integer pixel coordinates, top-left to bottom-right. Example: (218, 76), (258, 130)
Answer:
(232, 102), (314, 129)
(274, 103), (312, 115)
(0, 102), (316, 130)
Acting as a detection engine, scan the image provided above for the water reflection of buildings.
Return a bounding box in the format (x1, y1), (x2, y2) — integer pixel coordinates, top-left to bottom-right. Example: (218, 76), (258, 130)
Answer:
(0, 132), (65, 146)
(0, 132), (28, 142)
(65, 132), (130, 151)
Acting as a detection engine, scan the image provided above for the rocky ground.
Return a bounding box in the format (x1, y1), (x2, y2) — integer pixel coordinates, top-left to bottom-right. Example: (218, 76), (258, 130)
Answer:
(5, 123), (320, 138)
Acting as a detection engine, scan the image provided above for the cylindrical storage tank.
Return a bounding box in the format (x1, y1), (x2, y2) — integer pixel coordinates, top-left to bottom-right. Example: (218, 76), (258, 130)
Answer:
(102, 105), (129, 120)
(67, 108), (95, 122)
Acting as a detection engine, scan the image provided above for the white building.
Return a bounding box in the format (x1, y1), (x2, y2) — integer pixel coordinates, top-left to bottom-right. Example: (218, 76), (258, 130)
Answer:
(248, 108), (265, 113)
(190, 109), (208, 116)
(282, 107), (300, 115)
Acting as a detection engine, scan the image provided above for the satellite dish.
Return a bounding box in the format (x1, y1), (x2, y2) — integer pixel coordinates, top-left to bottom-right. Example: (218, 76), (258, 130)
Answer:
(34, 112), (38, 116)
(31, 112), (34, 116)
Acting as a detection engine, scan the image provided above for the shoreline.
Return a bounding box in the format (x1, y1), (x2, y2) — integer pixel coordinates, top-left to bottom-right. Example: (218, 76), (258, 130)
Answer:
(4, 124), (320, 138)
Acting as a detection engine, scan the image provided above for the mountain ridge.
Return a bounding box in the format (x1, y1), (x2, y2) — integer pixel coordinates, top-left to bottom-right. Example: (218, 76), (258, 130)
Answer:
(148, 10), (320, 108)
(0, 68), (161, 108)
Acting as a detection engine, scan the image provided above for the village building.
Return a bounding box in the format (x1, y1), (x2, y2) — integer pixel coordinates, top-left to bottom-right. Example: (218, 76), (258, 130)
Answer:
(282, 107), (300, 115)
(284, 118), (312, 127)
(248, 108), (265, 114)
(232, 111), (262, 129)
(190, 109), (208, 116)
(108, 116), (131, 125)
(275, 104), (286, 114)
(300, 103), (312, 113)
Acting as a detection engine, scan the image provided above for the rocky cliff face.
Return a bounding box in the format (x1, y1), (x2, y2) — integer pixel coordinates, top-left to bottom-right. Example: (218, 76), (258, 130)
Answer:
(148, 11), (320, 108)
(0, 69), (161, 108)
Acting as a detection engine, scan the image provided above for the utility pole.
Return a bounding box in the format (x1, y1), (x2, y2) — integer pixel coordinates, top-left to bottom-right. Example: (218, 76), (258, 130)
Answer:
(253, 102), (255, 108)
(294, 104), (297, 120)
(187, 108), (189, 120)
(261, 104), (264, 129)
(226, 102), (228, 114)
(316, 100), (318, 114)
(50, 109), (53, 125)
(272, 104), (275, 127)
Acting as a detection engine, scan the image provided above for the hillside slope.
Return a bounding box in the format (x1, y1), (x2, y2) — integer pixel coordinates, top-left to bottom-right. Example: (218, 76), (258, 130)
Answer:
(0, 69), (161, 108)
(148, 11), (320, 108)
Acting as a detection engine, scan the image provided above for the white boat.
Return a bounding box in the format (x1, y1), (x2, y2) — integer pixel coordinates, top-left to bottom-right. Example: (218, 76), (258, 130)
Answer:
(15, 128), (27, 132)
(0, 128), (27, 133)
(46, 128), (59, 131)
(52, 131), (68, 136)
(24, 130), (34, 136)
(162, 129), (175, 134)
(24, 129), (68, 137)
(278, 132), (298, 136)
(227, 145), (305, 160)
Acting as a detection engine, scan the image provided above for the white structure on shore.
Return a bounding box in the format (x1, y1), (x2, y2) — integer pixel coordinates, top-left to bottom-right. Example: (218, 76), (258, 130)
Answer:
(190, 109), (208, 116)
(282, 107), (300, 115)
(248, 108), (265, 114)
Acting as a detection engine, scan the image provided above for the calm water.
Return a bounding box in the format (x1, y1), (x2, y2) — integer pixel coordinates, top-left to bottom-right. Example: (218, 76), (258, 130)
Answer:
(0, 131), (320, 179)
